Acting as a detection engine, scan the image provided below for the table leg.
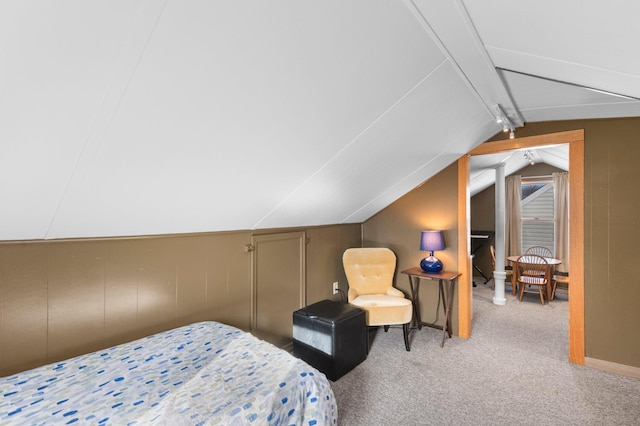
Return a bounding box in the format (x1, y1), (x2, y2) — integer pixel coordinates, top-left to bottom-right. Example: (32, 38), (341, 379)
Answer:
(546, 265), (554, 301)
(439, 280), (447, 347)
(408, 276), (422, 330)
(439, 279), (454, 347)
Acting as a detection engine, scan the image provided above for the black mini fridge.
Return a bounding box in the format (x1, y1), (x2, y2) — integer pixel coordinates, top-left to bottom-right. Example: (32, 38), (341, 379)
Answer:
(293, 299), (367, 381)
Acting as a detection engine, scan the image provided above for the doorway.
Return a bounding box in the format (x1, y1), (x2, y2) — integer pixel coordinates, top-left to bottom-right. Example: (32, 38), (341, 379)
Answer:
(458, 129), (585, 364)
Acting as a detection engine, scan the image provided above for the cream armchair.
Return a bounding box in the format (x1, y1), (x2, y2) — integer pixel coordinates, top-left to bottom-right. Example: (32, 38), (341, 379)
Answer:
(342, 248), (413, 351)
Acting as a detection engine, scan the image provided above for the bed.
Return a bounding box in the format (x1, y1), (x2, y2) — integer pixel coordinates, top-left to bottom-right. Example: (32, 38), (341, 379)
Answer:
(0, 321), (337, 425)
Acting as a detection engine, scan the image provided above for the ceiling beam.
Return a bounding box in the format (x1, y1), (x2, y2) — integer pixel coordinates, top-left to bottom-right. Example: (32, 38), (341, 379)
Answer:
(404, 0), (524, 128)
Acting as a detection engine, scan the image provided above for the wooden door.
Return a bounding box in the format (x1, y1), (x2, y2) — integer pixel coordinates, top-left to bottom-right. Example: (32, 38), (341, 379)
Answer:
(251, 231), (306, 347)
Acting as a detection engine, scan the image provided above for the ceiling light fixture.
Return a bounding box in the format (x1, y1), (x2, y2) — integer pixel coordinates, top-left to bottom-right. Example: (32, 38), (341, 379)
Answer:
(523, 150), (535, 165)
(494, 104), (515, 136)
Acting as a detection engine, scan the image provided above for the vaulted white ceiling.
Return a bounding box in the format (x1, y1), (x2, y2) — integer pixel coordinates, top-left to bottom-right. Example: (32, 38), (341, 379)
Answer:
(2, 0), (639, 240)
(470, 144), (569, 196)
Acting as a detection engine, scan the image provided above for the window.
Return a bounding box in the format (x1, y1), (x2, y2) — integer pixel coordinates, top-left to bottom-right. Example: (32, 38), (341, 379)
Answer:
(521, 177), (554, 254)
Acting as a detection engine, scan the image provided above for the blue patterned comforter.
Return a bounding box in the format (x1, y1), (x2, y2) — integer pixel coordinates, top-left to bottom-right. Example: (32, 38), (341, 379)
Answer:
(0, 321), (337, 425)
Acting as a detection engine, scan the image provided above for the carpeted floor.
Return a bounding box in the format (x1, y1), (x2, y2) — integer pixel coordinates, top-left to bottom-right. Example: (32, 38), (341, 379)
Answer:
(331, 279), (640, 425)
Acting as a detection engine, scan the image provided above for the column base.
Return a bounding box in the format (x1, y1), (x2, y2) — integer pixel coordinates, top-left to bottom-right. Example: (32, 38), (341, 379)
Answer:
(492, 296), (507, 305)
(492, 270), (507, 306)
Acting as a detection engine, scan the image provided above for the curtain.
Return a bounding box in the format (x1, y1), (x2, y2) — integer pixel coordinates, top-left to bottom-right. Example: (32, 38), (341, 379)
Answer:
(554, 172), (569, 272)
(505, 175), (522, 259)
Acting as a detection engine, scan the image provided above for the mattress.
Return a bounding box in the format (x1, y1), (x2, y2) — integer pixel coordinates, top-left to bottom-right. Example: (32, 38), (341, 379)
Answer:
(0, 321), (337, 425)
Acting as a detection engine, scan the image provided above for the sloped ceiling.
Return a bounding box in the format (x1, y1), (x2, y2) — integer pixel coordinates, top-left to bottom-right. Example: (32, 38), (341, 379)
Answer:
(470, 144), (569, 196)
(2, 1), (640, 241)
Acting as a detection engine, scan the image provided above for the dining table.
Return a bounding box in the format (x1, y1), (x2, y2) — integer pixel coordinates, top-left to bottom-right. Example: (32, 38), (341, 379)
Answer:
(506, 255), (562, 300)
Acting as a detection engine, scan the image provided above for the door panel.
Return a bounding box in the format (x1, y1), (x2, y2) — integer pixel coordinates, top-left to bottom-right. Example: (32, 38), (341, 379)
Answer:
(252, 232), (305, 347)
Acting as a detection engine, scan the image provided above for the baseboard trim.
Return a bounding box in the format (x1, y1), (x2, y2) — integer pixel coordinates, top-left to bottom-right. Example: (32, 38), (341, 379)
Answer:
(585, 357), (640, 379)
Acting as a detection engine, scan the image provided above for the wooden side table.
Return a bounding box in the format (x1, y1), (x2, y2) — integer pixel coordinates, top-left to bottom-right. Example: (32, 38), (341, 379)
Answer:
(401, 267), (461, 347)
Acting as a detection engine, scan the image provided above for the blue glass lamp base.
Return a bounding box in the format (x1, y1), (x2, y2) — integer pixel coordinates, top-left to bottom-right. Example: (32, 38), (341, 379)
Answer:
(420, 256), (443, 273)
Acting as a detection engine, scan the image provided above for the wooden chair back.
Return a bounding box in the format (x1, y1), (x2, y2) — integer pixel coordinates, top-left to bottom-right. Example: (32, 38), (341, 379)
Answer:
(525, 246), (553, 258)
(489, 245), (513, 291)
(515, 254), (550, 304)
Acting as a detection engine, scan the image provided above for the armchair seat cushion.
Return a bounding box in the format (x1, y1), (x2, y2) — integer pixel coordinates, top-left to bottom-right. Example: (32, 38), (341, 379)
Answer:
(518, 276), (546, 285)
(350, 294), (412, 326)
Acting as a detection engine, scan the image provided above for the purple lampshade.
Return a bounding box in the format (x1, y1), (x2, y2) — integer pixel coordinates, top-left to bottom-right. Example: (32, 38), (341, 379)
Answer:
(420, 230), (445, 253)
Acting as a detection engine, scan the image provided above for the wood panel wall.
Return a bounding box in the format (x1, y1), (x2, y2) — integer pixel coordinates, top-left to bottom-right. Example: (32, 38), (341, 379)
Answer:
(0, 223), (361, 377)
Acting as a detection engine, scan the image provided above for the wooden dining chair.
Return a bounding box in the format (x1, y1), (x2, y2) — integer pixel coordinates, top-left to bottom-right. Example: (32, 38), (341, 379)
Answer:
(524, 246), (553, 279)
(515, 254), (550, 305)
(489, 245), (513, 292)
(525, 246), (553, 258)
(551, 273), (569, 300)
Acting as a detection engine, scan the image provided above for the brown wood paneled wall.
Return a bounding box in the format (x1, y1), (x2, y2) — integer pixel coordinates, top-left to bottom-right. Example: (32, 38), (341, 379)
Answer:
(0, 223), (361, 377)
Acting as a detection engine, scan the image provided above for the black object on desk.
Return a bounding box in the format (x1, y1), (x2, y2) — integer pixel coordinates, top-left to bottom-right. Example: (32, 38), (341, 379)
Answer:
(471, 230), (494, 284)
(293, 300), (367, 381)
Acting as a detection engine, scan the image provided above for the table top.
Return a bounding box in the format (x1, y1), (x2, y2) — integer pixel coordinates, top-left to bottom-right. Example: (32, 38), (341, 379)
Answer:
(507, 255), (562, 265)
(401, 267), (461, 281)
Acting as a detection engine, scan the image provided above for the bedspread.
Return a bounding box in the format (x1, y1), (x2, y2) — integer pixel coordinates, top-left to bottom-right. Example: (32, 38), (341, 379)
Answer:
(0, 321), (337, 425)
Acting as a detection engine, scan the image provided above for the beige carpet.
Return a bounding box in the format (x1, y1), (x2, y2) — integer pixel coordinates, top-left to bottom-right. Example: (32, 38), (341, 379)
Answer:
(331, 280), (640, 425)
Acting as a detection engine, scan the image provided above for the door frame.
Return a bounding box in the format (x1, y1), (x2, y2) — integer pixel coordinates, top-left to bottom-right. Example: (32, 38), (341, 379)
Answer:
(457, 129), (585, 365)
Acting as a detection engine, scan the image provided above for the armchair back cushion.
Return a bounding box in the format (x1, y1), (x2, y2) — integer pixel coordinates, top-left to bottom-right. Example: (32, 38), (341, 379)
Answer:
(342, 247), (396, 300)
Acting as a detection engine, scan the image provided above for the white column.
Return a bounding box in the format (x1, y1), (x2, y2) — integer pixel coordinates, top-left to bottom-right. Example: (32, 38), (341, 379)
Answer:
(493, 163), (507, 305)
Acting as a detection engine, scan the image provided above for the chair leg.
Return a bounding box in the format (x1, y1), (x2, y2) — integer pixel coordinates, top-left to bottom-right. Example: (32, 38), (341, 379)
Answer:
(539, 286), (545, 305)
(403, 323), (410, 351)
(518, 281), (525, 301)
(384, 325), (390, 332)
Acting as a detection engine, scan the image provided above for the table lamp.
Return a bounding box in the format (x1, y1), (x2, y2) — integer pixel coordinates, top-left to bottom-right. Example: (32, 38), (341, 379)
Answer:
(420, 230), (444, 273)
